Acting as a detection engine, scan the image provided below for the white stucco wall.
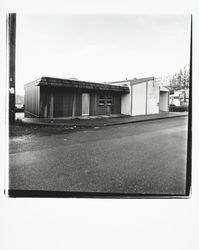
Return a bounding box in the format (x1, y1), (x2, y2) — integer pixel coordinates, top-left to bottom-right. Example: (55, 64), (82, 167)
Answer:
(147, 80), (159, 114)
(110, 79), (161, 116)
(132, 82), (146, 116)
(109, 81), (131, 115)
(121, 83), (131, 115)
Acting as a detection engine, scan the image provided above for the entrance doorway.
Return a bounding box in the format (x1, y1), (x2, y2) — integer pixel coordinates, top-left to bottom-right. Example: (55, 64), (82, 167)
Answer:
(159, 92), (169, 112)
(106, 95), (113, 115)
(82, 93), (90, 115)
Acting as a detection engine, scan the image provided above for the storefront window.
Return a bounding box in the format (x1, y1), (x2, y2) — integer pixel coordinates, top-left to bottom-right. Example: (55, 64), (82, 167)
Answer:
(98, 95), (113, 105)
(99, 96), (105, 105)
(106, 96), (113, 105)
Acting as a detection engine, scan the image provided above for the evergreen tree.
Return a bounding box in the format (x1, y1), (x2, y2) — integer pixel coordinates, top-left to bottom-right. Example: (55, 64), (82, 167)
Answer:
(183, 66), (189, 88)
(170, 67), (189, 89)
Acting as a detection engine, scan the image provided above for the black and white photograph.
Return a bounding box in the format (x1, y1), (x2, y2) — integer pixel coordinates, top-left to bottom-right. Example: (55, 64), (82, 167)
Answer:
(7, 13), (191, 197)
(1, 1), (199, 250)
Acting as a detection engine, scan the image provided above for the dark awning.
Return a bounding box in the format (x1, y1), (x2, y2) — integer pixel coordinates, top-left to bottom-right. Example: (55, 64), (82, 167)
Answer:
(32, 76), (130, 93)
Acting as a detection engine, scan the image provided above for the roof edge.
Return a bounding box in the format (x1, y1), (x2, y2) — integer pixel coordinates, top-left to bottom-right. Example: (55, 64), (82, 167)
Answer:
(109, 77), (155, 85)
(25, 76), (130, 93)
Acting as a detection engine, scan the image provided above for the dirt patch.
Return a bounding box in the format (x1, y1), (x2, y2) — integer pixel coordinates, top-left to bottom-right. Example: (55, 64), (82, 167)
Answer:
(9, 120), (81, 138)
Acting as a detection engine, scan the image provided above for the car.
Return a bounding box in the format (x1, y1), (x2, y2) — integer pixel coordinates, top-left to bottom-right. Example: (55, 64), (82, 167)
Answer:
(16, 103), (24, 109)
(15, 104), (24, 112)
(180, 102), (189, 107)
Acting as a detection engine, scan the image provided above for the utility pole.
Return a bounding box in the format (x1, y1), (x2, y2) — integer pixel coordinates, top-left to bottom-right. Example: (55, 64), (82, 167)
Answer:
(7, 13), (16, 124)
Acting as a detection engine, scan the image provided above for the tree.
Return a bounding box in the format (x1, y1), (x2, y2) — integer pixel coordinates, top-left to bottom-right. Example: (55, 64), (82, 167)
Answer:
(183, 66), (189, 88)
(170, 67), (189, 89)
(170, 73), (178, 88)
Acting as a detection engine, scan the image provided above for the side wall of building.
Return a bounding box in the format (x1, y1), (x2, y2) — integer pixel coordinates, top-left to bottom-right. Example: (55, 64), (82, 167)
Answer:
(147, 80), (160, 114)
(132, 82), (147, 116)
(24, 82), (40, 117)
(109, 81), (131, 115)
(121, 90), (131, 115)
(111, 79), (163, 116)
(132, 80), (159, 116)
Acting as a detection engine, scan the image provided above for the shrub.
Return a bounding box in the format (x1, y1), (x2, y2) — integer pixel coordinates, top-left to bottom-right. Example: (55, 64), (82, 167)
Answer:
(169, 105), (189, 112)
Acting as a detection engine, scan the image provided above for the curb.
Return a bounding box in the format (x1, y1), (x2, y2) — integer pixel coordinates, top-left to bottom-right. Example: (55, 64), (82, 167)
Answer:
(18, 113), (188, 128)
(102, 114), (188, 127)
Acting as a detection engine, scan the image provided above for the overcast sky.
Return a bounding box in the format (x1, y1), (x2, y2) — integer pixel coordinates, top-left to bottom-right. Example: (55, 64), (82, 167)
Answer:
(16, 14), (190, 94)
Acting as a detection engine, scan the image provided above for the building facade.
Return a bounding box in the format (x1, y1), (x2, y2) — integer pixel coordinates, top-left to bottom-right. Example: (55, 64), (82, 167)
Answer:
(109, 77), (169, 116)
(24, 76), (169, 118)
(24, 77), (129, 118)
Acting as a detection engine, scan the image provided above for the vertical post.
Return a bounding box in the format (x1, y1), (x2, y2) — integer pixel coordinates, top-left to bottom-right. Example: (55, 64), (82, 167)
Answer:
(7, 13), (16, 124)
(159, 86), (160, 113)
(145, 81), (148, 115)
(94, 93), (97, 115)
(49, 91), (54, 118)
(167, 91), (169, 112)
(72, 92), (76, 117)
(130, 84), (133, 115)
(186, 14), (192, 196)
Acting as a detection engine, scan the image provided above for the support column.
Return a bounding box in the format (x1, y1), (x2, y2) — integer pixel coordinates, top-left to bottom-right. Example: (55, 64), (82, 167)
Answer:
(145, 81), (148, 115)
(49, 91), (54, 118)
(72, 92), (76, 117)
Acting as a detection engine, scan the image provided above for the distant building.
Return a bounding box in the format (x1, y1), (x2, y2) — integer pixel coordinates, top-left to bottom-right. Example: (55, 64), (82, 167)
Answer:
(15, 94), (24, 108)
(169, 88), (189, 106)
(15, 94), (24, 111)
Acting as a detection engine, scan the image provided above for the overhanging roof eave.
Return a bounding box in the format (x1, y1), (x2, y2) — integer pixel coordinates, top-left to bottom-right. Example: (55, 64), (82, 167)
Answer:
(38, 77), (129, 93)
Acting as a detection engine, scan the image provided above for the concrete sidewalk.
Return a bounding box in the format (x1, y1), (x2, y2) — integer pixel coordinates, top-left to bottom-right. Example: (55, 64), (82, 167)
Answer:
(17, 112), (188, 128)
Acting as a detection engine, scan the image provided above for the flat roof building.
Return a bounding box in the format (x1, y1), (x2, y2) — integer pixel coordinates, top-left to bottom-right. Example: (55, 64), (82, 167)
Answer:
(24, 76), (169, 119)
(24, 77), (129, 118)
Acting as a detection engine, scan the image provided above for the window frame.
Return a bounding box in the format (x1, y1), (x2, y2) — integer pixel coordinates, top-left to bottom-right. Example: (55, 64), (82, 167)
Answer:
(98, 95), (105, 106)
(106, 95), (113, 106)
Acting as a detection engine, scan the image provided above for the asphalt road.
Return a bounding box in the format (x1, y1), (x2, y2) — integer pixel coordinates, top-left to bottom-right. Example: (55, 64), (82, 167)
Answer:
(9, 117), (188, 195)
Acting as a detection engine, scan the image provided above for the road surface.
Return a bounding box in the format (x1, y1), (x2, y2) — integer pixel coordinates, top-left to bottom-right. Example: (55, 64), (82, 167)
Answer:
(9, 117), (188, 195)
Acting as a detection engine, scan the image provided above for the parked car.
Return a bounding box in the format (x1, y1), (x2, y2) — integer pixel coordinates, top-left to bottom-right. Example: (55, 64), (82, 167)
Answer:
(180, 101), (189, 107)
(15, 104), (24, 112)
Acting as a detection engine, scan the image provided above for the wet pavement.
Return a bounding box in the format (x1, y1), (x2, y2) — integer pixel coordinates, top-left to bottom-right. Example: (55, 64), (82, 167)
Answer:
(9, 117), (188, 195)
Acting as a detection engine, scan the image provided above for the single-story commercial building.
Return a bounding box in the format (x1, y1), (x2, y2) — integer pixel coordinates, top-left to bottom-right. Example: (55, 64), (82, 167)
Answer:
(24, 77), (129, 118)
(24, 76), (169, 118)
(109, 77), (169, 116)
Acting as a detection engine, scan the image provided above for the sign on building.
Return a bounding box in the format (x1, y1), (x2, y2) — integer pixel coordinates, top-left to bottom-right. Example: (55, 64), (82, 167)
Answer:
(154, 76), (171, 87)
